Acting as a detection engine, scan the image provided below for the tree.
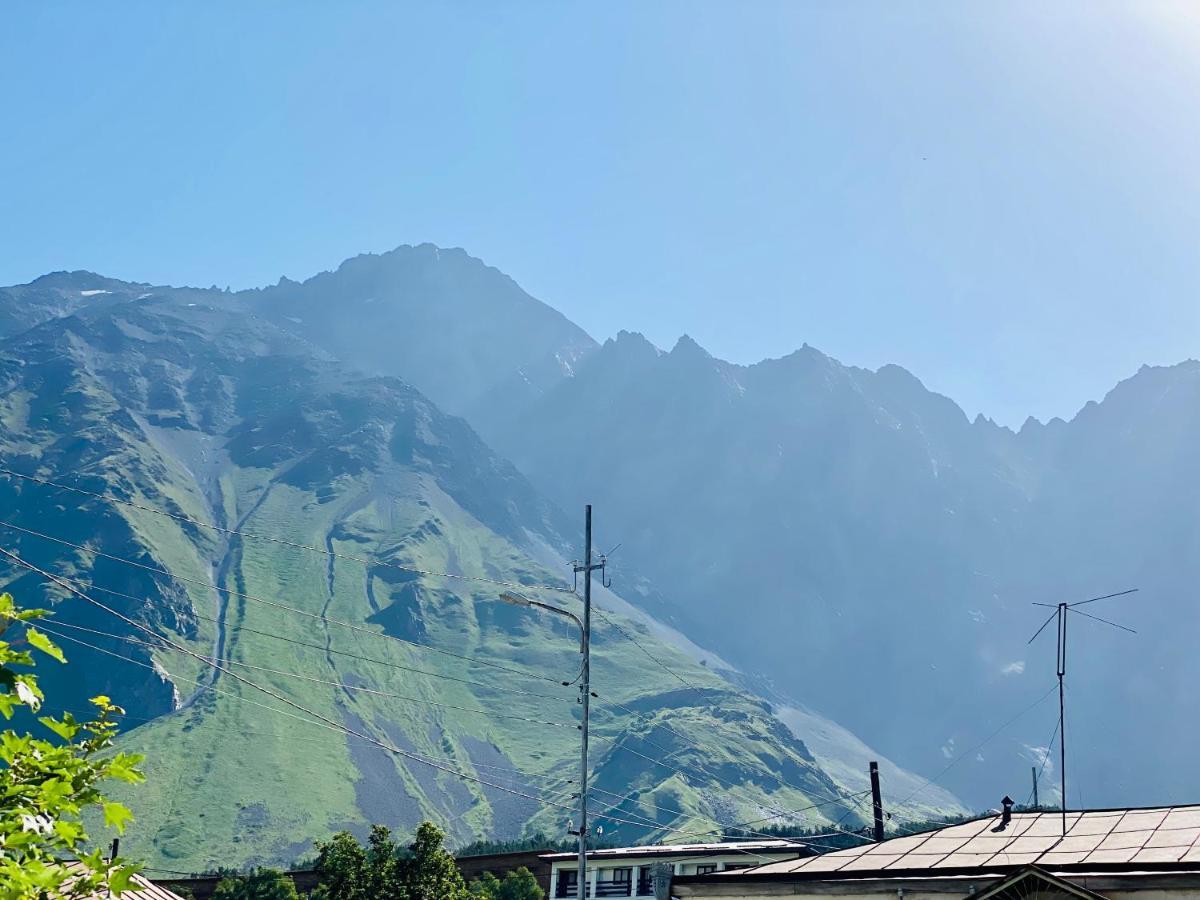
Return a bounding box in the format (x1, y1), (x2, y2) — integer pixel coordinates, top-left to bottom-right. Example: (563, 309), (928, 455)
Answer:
(313, 821), (468, 900)
(403, 822), (468, 900)
(0, 593), (145, 900)
(211, 869), (299, 900)
(468, 868), (543, 900)
(313, 825), (405, 900)
(468, 871), (502, 898)
(497, 867), (543, 900)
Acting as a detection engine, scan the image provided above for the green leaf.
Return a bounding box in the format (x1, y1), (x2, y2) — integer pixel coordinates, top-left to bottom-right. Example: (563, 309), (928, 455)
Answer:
(24, 626), (65, 663)
(105, 751), (145, 784)
(110, 864), (141, 894)
(103, 800), (134, 833)
(39, 714), (80, 741)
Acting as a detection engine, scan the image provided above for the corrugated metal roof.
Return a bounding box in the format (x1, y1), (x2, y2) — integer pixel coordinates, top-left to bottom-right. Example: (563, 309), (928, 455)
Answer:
(741, 806), (1200, 877)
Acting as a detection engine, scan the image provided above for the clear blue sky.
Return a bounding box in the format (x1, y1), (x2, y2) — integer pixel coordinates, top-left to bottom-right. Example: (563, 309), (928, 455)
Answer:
(3, 1), (1198, 426)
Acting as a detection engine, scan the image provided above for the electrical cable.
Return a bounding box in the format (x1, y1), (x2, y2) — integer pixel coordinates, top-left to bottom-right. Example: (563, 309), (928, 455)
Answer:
(37, 619), (578, 730)
(0, 465), (573, 594)
(44, 574), (572, 705)
(891, 682), (1059, 810)
(35, 623), (576, 784)
(585, 605), (865, 819)
(0, 547), (588, 814)
(0, 520), (566, 686)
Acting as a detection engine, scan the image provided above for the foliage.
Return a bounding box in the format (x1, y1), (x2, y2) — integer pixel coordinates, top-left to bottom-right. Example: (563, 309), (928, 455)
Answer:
(468, 867), (543, 900)
(0, 593), (145, 900)
(211, 868), (299, 900)
(404, 822), (469, 900)
(313, 821), (467, 900)
(456, 832), (612, 856)
(468, 872), (502, 898)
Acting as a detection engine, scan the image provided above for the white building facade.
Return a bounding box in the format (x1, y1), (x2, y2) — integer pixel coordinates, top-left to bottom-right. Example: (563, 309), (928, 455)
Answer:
(541, 841), (802, 898)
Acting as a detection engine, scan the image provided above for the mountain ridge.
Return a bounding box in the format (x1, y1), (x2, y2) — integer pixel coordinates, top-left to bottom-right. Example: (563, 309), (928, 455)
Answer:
(5, 244), (1194, 810)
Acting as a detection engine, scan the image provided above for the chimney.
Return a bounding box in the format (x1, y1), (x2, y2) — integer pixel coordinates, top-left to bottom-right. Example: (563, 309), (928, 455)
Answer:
(1001, 796), (1014, 828)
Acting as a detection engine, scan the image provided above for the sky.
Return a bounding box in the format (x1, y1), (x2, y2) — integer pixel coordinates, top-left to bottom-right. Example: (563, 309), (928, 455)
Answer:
(2, 1), (1199, 426)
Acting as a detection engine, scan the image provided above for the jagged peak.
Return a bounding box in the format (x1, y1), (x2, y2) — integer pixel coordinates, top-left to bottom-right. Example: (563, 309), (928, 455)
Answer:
(669, 333), (713, 358)
(603, 329), (662, 356)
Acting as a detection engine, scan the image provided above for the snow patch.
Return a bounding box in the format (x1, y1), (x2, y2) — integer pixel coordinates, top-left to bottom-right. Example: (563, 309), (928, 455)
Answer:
(79, 289), (110, 297)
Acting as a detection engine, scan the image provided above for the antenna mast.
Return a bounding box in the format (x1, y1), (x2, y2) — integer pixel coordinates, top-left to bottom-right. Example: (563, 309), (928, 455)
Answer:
(1029, 589), (1137, 837)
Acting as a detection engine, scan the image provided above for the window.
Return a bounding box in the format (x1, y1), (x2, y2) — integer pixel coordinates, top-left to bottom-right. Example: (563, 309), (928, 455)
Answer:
(556, 870), (579, 898)
(611, 867), (632, 883)
(695, 864), (718, 875)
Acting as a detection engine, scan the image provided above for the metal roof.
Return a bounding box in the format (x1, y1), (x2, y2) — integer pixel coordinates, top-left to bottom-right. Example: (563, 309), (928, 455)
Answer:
(540, 840), (802, 862)
(63, 864), (188, 900)
(739, 806), (1200, 877)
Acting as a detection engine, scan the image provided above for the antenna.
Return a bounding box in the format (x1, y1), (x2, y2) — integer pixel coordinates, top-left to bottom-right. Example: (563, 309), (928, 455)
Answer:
(1028, 589), (1138, 837)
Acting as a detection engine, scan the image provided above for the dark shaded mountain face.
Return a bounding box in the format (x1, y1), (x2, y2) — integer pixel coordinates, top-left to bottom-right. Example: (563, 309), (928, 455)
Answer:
(0, 278), (958, 871)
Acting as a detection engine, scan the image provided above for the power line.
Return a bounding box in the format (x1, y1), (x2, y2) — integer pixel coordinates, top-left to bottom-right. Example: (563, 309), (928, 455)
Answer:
(590, 692), (863, 819)
(8, 517), (867, 828)
(891, 682), (1059, 810)
(586, 605), (862, 818)
(584, 728), (867, 850)
(0, 465), (573, 594)
(0, 547), (589, 815)
(586, 784), (871, 853)
(44, 575), (573, 705)
(36, 624), (576, 785)
(38, 620), (578, 730)
(0, 520), (567, 686)
(33, 618), (838, 856)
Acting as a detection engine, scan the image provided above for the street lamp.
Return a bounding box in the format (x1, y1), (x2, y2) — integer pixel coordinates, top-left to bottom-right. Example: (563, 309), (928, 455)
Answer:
(499, 592), (585, 654)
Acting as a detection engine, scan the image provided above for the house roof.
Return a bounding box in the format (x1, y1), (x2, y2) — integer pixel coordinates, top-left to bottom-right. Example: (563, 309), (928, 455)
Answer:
(729, 805), (1200, 879)
(539, 839), (802, 862)
(66, 868), (188, 900)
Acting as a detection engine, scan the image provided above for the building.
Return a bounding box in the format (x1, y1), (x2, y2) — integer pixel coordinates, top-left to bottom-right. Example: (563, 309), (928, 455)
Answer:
(541, 840), (803, 897)
(673, 804), (1200, 900)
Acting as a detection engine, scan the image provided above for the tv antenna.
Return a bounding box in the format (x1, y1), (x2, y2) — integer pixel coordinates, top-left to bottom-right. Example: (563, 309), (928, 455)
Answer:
(1028, 588), (1137, 836)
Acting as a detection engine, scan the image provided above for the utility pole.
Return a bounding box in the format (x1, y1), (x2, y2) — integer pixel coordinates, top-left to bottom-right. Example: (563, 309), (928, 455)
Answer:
(869, 761), (884, 842)
(1031, 765), (1039, 809)
(573, 505), (597, 898)
(499, 510), (605, 900)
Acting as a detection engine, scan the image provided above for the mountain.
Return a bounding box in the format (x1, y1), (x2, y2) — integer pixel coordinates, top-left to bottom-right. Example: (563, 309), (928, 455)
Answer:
(222, 246), (1197, 811)
(477, 331), (1200, 810)
(247, 243), (597, 421)
(0, 277), (959, 871)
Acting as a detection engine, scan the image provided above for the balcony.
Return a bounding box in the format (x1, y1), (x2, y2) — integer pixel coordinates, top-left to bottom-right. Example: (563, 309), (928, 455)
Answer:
(554, 873), (658, 898)
(594, 881), (632, 897)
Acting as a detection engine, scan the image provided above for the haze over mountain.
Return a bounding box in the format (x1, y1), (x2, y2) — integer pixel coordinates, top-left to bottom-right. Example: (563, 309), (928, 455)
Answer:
(0, 261), (959, 871)
(236, 244), (1197, 810)
(1, 242), (1191, 867)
